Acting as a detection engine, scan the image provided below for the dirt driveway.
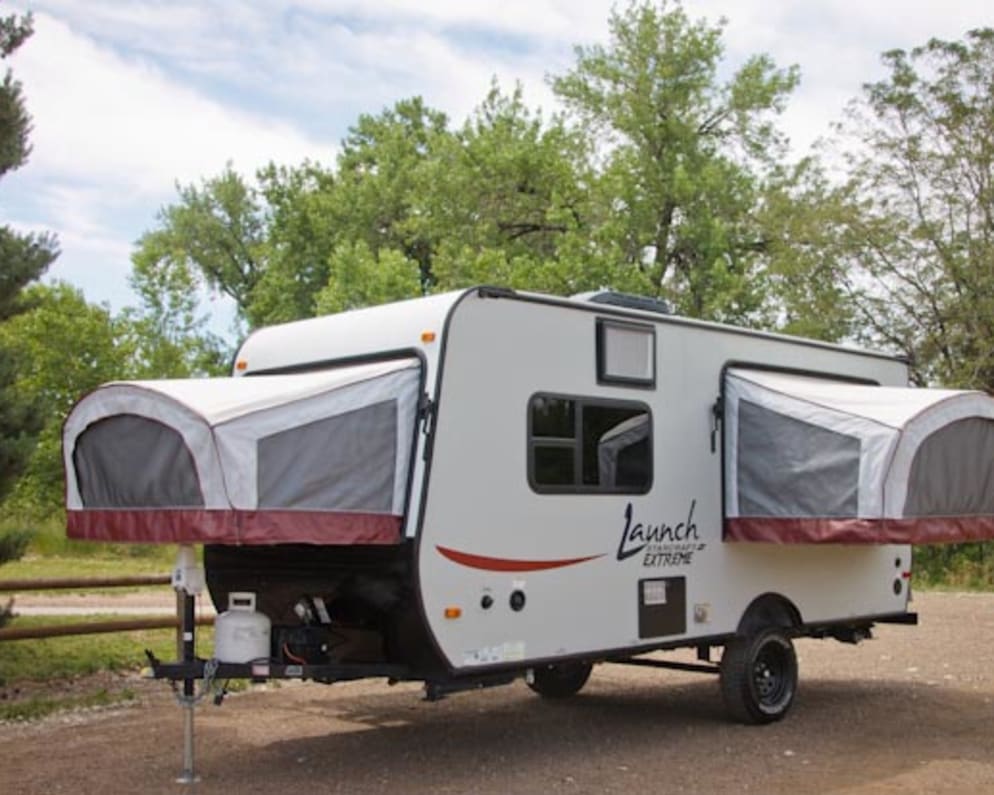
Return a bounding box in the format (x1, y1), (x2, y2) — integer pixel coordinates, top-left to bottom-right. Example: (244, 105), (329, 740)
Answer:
(2, 591), (993, 794)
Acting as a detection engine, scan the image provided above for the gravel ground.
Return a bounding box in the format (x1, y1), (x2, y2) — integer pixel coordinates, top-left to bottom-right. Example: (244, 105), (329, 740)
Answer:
(2, 591), (993, 794)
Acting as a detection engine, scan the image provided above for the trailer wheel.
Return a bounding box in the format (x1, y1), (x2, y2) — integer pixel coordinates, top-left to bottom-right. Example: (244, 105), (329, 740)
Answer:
(720, 628), (797, 724)
(527, 661), (592, 699)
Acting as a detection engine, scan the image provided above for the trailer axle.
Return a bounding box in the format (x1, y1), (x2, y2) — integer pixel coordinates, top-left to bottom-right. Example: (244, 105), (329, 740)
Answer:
(610, 657), (721, 675)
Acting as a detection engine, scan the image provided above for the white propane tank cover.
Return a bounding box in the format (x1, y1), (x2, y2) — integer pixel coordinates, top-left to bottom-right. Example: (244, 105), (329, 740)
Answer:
(214, 591), (272, 663)
(171, 545), (205, 596)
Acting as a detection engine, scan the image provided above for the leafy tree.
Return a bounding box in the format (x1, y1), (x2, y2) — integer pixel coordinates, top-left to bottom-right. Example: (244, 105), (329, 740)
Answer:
(0, 10), (32, 181)
(135, 92), (587, 326)
(802, 29), (994, 582)
(314, 241), (422, 314)
(133, 2), (807, 333)
(0, 277), (225, 522)
(131, 100), (448, 329)
(332, 97), (448, 284)
(826, 28), (994, 390)
(128, 223), (228, 376)
(0, 10), (57, 591)
(754, 159), (859, 342)
(551, 0), (799, 323)
(257, 99), (449, 325)
(0, 9), (57, 318)
(132, 165), (267, 329)
(426, 84), (590, 283)
(0, 285), (163, 515)
(321, 89), (597, 300)
(0, 285), (126, 513)
(251, 162), (339, 324)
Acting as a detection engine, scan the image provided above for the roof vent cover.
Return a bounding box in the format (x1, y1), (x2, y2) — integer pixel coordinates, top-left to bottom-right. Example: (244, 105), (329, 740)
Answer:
(575, 291), (671, 316)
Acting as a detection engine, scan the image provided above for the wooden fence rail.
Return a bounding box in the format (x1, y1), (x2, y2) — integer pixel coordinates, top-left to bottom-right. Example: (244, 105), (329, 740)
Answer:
(0, 574), (214, 642)
(0, 615), (213, 642)
(0, 574), (171, 592)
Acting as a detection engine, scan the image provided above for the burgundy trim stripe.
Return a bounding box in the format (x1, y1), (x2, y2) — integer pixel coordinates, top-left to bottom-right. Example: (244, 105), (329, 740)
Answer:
(724, 515), (994, 545)
(67, 509), (402, 546)
(436, 545), (604, 572)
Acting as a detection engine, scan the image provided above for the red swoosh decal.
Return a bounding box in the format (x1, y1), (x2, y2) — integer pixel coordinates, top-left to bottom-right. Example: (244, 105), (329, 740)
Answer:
(435, 545), (604, 572)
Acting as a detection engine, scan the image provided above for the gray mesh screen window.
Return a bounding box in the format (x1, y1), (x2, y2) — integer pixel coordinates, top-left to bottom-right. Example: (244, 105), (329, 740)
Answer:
(737, 399), (860, 517)
(904, 417), (994, 517)
(257, 399), (397, 511)
(74, 415), (204, 508)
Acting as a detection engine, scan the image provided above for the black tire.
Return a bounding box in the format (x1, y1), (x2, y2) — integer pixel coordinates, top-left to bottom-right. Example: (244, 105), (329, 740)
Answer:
(527, 661), (593, 699)
(720, 627), (797, 724)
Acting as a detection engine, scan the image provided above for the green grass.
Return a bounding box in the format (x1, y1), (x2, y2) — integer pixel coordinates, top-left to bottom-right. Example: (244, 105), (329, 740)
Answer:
(912, 543), (994, 591)
(914, 565), (994, 591)
(0, 513), (237, 722)
(0, 617), (231, 722)
(0, 617), (210, 722)
(0, 513), (174, 564)
(0, 688), (137, 722)
(0, 553), (173, 582)
(0, 616), (215, 685)
(0, 512), (178, 589)
(0, 553), (176, 598)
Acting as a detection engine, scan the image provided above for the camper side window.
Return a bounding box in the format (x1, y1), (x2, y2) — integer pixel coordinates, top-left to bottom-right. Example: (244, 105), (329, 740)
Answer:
(529, 394), (652, 494)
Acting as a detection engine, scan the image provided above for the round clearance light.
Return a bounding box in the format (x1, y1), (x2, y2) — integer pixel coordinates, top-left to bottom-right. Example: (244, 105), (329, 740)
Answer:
(421, 331), (437, 343)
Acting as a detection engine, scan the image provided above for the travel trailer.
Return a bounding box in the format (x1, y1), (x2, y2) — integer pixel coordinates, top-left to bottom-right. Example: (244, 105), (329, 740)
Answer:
(64, 286), (994, 730)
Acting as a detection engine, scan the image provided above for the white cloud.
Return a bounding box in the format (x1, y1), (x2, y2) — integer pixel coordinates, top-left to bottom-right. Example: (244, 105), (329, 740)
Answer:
(11, 12), (337, 197)
(686, 0), (990, 156)
(19, 1), (580, 130)
(287, 0), (607, 42)
(28, 0), (603, 54)
(4, 8), (339, 324)
(6, 176), (143, 306)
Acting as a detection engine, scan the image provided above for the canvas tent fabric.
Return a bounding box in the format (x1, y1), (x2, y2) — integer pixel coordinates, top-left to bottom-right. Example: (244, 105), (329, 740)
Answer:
(64, 359), (421, 545)
(723, 368), (994, 544)
(598, 413), (650, 488)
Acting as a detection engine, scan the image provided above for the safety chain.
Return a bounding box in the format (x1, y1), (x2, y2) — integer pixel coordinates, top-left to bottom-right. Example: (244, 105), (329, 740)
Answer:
(172, 658), (221, 707)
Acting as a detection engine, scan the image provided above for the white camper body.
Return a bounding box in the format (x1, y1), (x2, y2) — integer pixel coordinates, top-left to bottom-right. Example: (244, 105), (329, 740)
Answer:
(65, 286), (994, 723)
(230, 288), (912, 672)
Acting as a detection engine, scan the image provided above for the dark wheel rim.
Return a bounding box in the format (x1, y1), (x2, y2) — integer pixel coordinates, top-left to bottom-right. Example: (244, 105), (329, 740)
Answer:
(752, 642), (791, 706)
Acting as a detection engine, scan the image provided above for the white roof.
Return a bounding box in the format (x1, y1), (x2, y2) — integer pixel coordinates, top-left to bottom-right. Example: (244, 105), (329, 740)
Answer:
(731, 369), (981, 429)
(99, 360), (417, 425)
(64, 358), (421, 515)
(234, 290), (464, 377)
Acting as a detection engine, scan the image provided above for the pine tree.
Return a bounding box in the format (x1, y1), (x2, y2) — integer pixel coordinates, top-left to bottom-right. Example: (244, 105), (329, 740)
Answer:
(0, 10), (58, 595)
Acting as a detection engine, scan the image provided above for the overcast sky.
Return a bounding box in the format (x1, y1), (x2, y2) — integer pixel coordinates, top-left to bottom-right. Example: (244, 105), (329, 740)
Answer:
(4, 0), (989, 328)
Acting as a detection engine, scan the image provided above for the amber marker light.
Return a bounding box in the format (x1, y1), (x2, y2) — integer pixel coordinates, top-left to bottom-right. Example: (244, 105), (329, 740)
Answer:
(421, 331), (437, 343)
(444, 606), (462, 619)
(235, 360), (248, 371)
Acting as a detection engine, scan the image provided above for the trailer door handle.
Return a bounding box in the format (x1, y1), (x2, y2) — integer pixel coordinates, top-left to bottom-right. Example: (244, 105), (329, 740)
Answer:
(710, 397), (723, 454)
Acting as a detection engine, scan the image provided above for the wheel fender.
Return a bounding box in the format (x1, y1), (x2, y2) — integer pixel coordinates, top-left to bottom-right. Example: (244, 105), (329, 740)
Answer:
(736, 593), (802, 636)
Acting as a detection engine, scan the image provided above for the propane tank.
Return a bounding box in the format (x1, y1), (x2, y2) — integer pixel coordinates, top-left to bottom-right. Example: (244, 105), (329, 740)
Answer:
(214, 592), (271, 663)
